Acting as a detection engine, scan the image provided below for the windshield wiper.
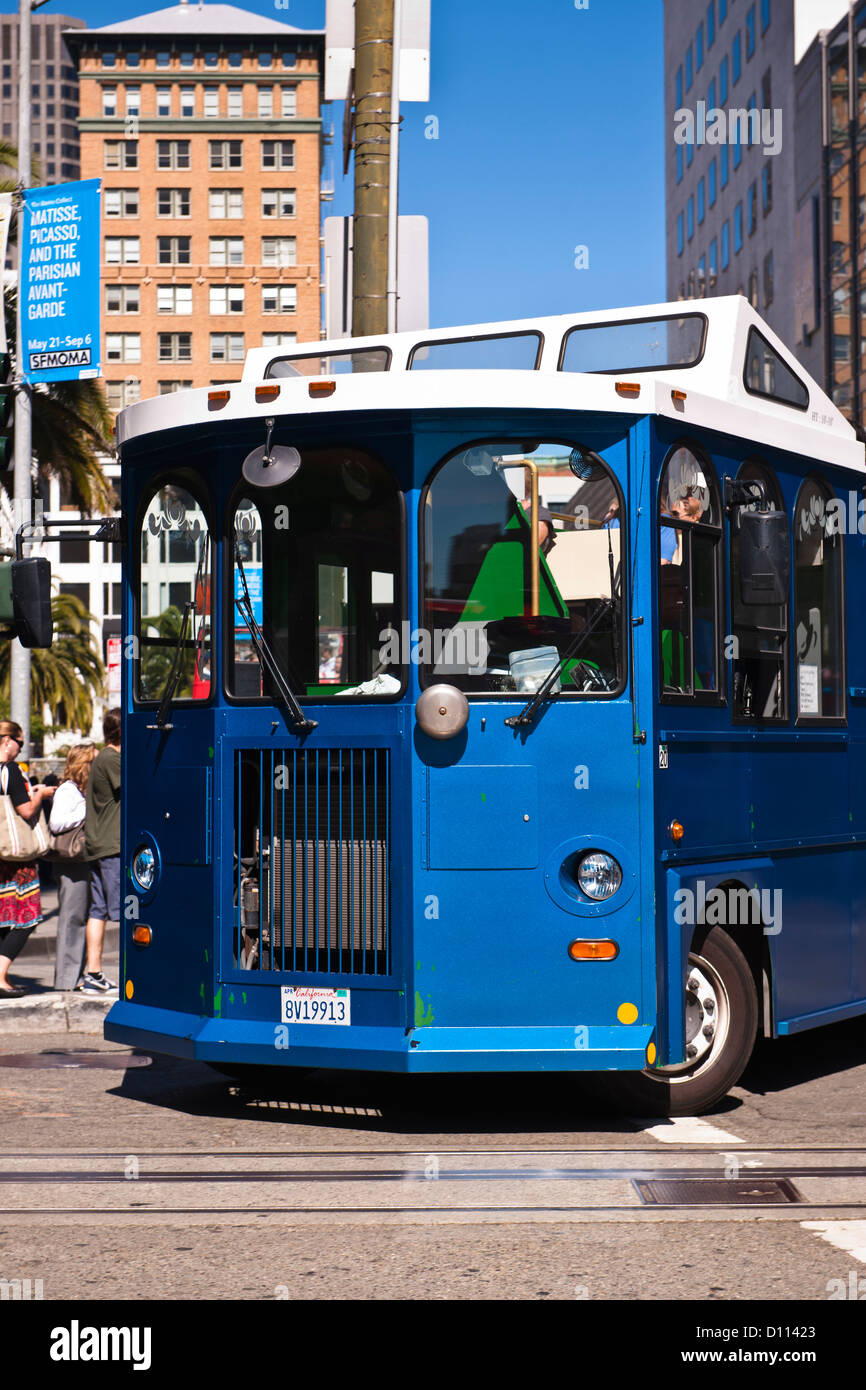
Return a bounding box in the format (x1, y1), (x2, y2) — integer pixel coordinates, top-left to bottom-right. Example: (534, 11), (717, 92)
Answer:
(234, 539), (317, 733)
(504, 597), (617, 730)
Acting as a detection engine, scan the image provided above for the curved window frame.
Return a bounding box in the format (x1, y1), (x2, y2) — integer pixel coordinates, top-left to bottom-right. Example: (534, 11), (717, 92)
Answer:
(223, 447), (408, 706)
(132, 468), (216, 709)
(406, 330), (544, 372)
(729, 459), (788, 724)
(792, 474), (847, 727)
(418, 435), (628, 701)
(557, 313), (708, 375)
(657, 439), (724, 705)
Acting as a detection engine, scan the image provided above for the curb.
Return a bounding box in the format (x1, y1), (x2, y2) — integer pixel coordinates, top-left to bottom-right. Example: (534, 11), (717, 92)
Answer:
(0, 992), (116, 1036)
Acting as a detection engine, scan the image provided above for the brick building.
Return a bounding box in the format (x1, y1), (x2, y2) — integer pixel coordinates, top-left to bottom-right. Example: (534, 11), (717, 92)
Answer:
(66, 2), (325, 410)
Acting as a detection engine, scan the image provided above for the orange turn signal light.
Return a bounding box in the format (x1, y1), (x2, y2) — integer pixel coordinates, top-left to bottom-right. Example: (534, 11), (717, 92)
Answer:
(132, 925), (152, 946)
(671, 389), (687, 402)
(208, 390), (230, 408)
(568, 939), (619, 962)
(615, 381), (641, 398)
(669, 820), (685, 843)
(255, 383), (280, 402)
(309, 379), (336, 398)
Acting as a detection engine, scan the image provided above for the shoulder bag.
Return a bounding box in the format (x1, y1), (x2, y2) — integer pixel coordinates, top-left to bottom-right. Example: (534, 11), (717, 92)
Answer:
(0, 764), (50, 861)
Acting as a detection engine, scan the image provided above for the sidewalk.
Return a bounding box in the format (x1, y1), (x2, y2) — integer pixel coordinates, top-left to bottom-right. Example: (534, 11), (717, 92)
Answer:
(0, 880), (120, 1036)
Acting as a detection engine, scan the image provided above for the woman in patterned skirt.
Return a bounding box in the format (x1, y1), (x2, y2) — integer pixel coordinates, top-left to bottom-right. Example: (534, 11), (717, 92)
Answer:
(0, 720), (55, 998)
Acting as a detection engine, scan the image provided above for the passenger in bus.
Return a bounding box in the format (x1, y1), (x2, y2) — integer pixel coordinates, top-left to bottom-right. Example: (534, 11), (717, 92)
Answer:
(519, 494), (556, 556)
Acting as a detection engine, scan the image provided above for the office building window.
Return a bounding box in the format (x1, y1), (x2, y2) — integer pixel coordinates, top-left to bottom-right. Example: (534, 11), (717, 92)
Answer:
(709, 237), (718, 277)
(228, 52), (242, 68)
(157, 188), (191, 218)
(676, 65), (683, 109)
(708, 77), (716, 110)
(686, 44), (693, 91)
(677, 145), (683, 183)
(261, 140), (294, 170)
(696, 22), (704, 71)
(105, 237), (139, 264)
(204, 87), (219, 118)
(205, 51), (219, 67)
(105, 140), (138, 170)
(261, 188), (295, 218)
(280, 86), (297, 117)
(257, 85), (272, 117)
(764, 251), (774, 307)
(762, 163), (772, 215)
(698, 255), (706, 293)
(748, 269), (759, 307)
(261, 236), (296, 266)
(180, 86), (195, 117)
(125, 51), (141, 68)
(761, 0), (770, 32)
(209, 140), (243, 169)
(709, 157), (717, 206)
(105, 284), (140, 314)
(686, 140), (694, 168)
(762, 67), (772, 109)
(722, 220), (730, 268)
(156, 86), (172, 117)
(102, 53), (116, 68)
(180, 51), (194, 68)
(687, 196), (694, 241)
(105, 379), (140, 411)
(262, 285), (297, 314)
(209, 284), (245, 314)
(158, 332), (192, 362)
(733, 126), (742, 168)
(158, 380), (193, 393)
(227, 86), (243, 117)
(157, 285), (193, 314)
(156, 51), (170, 68)
(733, 32), (741, 83)
(258, 51), (273, 68)
(734, 202), (743, 252)
(720, 0), (727, 20)
(209, 189), (244, 218)
(282, 52), (297, 68)
(102, 86), (117, 117)
(125, 85), (140, 117)
(105, 188), (139, 218)
(210, 333), (245, 362)
(262, 333), (297, 348)
(748, 181), (757, 235)
(157, 236), (191, 265)
(677, 213), (684, 256)
(209, 237), (244, 266)
(721, 144), (729, 187)
(720, 54), (729, 103)
(106, 333), (141, 363)
(698, 177), (705, 225)
(157, 140), (190, 169)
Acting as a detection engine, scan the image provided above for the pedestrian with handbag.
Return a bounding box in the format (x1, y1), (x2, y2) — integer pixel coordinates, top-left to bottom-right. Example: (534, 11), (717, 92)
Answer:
(50, 743), (97, 992)
(0, 719), (55, 999)
(79, 708), (121, 994)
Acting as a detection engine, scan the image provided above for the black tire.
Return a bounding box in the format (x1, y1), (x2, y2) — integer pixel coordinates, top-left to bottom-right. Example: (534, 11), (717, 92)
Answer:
(608, 927), (758, 1117)
(206, 1063), (312, 1087)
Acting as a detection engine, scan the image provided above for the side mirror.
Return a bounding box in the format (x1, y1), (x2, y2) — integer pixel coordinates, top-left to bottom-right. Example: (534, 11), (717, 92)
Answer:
(11, 558), (52, 648)
(739, 511), (789, 605)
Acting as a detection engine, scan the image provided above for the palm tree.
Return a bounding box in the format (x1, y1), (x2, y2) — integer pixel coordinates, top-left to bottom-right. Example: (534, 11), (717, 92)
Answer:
(0, 590), (105, 736)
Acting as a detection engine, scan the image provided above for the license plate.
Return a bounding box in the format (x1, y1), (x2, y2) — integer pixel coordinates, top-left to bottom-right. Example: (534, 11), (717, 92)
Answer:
(280, 987), (351, 1026)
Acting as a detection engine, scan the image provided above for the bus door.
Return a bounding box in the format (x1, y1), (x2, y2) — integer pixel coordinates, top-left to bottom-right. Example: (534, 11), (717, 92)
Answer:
(415, 435), (648, 1047)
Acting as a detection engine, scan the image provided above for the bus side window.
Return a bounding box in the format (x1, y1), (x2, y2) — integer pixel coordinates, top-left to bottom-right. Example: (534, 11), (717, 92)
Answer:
(137, 482), (212, 704)
(794, 477), (845, 721)
(731, 462), (787, 722)
(658, 444), (721, 699)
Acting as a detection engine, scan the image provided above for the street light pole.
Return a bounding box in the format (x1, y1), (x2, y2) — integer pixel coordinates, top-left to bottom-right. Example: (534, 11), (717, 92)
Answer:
(352, 0), (393, 338)
(12, 0), (33, 757)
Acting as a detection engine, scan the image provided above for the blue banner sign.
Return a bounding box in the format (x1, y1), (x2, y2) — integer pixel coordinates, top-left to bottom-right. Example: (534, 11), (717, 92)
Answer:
(21, 179), (101, 384)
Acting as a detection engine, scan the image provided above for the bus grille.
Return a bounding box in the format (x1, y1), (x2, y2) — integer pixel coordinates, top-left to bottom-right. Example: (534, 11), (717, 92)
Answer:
(235, 748), (390, 976)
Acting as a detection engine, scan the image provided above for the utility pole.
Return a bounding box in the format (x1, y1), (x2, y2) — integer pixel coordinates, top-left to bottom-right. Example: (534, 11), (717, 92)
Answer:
(12, 0), (33, 757)
(352, 0), (393, 338)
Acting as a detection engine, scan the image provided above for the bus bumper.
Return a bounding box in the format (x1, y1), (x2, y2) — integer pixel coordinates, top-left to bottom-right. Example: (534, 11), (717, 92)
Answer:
(105, 1002), (653, 1072)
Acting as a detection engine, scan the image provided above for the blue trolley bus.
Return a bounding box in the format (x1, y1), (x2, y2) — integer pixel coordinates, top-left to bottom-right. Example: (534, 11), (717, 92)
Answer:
(83, 296), (866, 1114)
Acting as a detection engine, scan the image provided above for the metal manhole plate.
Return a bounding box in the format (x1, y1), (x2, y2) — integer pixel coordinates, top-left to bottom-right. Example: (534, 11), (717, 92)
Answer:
(634, 1177), (804, 1206)
(0, 1050), (152, 1070)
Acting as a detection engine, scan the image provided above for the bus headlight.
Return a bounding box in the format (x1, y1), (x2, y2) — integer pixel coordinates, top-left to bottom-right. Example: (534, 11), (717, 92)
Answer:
(577, 852), (622, 901)
(132, 845), (156, 893)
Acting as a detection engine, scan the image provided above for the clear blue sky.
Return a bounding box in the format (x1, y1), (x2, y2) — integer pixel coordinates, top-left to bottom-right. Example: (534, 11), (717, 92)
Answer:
(3, 0), (666, 328)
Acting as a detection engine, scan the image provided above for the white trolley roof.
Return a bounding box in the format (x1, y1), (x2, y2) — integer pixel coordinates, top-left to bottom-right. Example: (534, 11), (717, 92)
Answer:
(116, 296), (864, 473)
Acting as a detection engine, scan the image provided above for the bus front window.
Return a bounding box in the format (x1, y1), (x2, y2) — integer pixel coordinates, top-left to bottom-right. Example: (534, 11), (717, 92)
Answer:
(228, 447), (403, 700)
(421, 440), (625, 695)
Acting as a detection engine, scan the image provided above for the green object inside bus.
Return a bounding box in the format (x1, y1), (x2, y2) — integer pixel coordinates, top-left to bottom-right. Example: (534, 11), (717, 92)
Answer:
(457, 515), (568, 624)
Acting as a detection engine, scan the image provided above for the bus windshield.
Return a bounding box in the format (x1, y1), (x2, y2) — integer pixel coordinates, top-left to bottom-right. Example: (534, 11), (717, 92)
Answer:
(421, 440), (625, 695)
(229, 445), (403, 700)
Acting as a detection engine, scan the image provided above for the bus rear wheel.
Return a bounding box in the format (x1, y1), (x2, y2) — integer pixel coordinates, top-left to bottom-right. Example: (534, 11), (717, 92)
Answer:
(611, 927), (758, 1117)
